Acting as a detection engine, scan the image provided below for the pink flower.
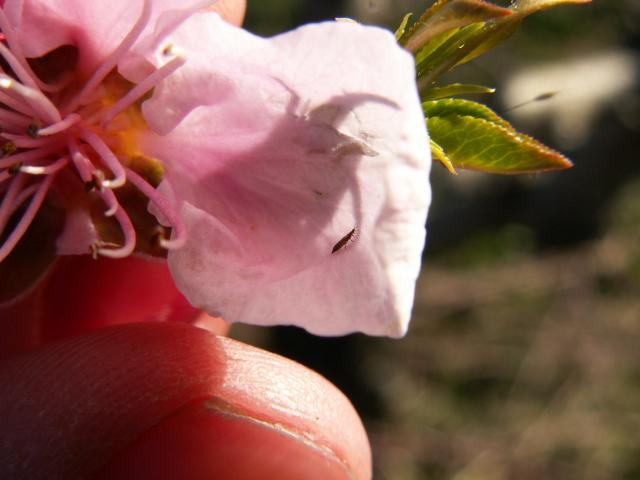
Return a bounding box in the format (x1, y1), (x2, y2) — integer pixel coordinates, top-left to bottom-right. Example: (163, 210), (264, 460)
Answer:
(0, 0), (431, 336)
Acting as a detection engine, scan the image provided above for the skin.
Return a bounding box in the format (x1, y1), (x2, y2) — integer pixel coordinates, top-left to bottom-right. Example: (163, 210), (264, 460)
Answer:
(0, 2), (373, 479)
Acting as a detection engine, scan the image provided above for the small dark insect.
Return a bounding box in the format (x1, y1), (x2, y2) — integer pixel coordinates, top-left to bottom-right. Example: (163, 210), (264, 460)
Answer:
(331, 227), (357, 254)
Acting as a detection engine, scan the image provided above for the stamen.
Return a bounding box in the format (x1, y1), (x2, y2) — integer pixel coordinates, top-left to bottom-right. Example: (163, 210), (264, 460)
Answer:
(7, 183), (39, 217)
(6, 162), (20, 175)
(0, 143), (65, 169)
(1, 132), (62, 149)
(0, 105), (32, 130)
(67, 138), (94, 182)
(20, 156), (68, 175)
(0, 172), (25, 236)
(0, 7), (62, 93)
(89, 170), (106, 192)
(150, 225), (169, 247)
(0, 42), (40, 91)
(0, 169), (12, 184)
(0, 174), (54, 262)
(0, 74), (61, 124)
(125, 167), (186, 249)
(93, 205), (136, 258)
(79, 128), (126, 188)
(26, 123), (39, 138)
(0, 89), (36, 117)
(65, 0), (152, 113)
(2, 142), (17, 157)
(38, 113), (81, 136)
(99, 187), (119, 217)
(100, 55), (186, 126)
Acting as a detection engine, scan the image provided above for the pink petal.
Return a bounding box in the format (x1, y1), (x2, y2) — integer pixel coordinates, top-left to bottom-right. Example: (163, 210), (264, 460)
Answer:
(4, 0), (203, 74)
(55, 206), (98, 255)
(138, 14), (431, 337)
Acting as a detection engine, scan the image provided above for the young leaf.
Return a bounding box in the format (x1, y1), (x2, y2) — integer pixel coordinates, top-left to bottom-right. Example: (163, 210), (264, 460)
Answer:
(395, 13), (412, 40)
(424, 99), (573, 174)
(423, 98), (510, 127)
(400, 0), (512, 52)
(403, 0), (592, 89)
(430, 138), (458, 175)
(421, 83), (495, 100)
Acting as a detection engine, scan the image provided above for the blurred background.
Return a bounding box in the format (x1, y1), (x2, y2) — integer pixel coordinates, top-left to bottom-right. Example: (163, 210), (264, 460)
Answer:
(233, 1), (640, 478)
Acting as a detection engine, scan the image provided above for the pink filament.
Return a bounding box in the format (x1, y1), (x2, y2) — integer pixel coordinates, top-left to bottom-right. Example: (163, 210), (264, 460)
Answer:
(0, 41), (39, 91)
(0, 174), (55, 262)
(79, 128), (127, 188)
(125, 167), (186, 249)
(98, 187), (120, 217)
(7, 183), (39, 217)
(0, 173), (25, 235)
(65, 0), (152, 113)
(0, 144), (66, 169)
(100, 55), (186, 126)
(94, 204), (137, 258)
(0, 108), (32, 130)
(0, 7), (60, 93)
(0, 74), (61, 124)
(0, 169), (12, 184)
(20, 156), (69, 175)
(0, 89), (36, 116)
(66, 138), (94, 182)
(1, 133), (63, 149)
(38, 113), (82, 136)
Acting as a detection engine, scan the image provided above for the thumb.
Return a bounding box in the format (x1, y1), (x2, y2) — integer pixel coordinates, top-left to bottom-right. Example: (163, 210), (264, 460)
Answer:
(0, 322), (371, 479)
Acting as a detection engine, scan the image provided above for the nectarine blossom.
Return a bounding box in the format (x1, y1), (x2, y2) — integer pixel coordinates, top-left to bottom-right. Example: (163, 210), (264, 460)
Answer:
(0, 0), (430, 336)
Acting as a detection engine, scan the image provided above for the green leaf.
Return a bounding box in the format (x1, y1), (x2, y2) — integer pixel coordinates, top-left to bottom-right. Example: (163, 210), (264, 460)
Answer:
(423, 98), (509, 127)
(421, 83), (495, 100)
(424, 99), (573, 174)
(416, 23), (489, 86)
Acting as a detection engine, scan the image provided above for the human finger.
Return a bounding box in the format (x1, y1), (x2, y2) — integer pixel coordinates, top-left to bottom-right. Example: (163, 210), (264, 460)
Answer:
(211, 0), (246, 26)
(0, 322), (372, 479)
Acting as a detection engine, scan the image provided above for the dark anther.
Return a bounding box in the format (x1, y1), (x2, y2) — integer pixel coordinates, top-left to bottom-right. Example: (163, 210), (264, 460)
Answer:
(1, 142), (16, 157)
(84, 180), (96, 192)
(8, 162), (22, 175)
(85, 170), (106, 192)
(150, 226), (169, 247)
(26, 123), (40, 139)
(90, 241), (120, 258)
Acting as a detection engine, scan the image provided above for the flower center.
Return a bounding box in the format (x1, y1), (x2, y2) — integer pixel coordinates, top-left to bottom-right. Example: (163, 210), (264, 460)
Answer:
(0, 0), (186, 263)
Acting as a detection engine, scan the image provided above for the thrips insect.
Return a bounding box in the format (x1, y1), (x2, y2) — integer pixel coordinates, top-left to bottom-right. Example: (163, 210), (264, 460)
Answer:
(331, 227), (357, 254)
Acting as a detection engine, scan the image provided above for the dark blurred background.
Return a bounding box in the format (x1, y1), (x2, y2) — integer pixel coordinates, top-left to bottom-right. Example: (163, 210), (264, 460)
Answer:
(233, 1), (640, 478)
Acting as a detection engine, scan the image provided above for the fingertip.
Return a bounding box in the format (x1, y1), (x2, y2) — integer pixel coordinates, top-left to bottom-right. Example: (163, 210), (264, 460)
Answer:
(0, 323), (371, 479)
(96, 397), (354, 480)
